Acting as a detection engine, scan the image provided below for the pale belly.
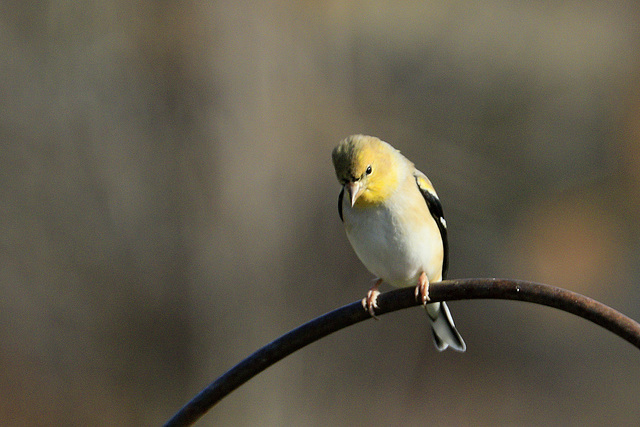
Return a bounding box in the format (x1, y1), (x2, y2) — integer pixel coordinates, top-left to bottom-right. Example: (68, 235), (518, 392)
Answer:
(344, 202), (443, 288)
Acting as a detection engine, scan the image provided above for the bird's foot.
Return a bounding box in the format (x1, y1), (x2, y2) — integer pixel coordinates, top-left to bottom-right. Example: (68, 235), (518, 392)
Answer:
(361, 278), (383, 319)
(415, 272), (430, 305)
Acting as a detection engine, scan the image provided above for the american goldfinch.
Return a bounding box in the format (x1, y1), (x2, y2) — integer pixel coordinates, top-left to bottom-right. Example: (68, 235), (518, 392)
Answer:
(332, 134), (466, 352)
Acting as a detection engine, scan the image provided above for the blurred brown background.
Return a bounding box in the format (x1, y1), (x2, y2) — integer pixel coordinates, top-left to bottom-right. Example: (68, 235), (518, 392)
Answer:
(2, 1), (640, 425)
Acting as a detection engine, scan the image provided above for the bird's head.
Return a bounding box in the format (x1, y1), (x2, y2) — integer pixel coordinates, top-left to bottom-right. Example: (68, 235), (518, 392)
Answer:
(332, 135), (402, 207)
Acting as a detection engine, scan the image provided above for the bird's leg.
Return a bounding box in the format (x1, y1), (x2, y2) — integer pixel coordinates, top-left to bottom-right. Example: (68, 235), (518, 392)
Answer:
(361, 278), (383, 319)
(415, 272), (431, 305)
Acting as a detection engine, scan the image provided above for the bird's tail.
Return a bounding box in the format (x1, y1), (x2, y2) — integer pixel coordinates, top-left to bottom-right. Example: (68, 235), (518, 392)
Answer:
(425, 302), (466, 352)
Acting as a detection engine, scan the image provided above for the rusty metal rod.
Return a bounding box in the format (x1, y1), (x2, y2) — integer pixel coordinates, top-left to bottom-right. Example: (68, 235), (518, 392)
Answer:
(164, 278), (640, 426)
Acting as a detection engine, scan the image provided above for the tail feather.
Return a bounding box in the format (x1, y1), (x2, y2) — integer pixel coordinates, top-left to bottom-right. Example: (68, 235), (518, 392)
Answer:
(425, 302), (466, 352)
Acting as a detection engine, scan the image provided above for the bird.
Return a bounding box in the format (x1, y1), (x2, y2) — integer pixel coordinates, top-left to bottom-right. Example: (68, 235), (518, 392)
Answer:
(332, 134), (466, 352)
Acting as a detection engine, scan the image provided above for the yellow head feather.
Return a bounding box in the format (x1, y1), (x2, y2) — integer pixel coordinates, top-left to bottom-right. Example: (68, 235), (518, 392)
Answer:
(332, 135), (404, 206)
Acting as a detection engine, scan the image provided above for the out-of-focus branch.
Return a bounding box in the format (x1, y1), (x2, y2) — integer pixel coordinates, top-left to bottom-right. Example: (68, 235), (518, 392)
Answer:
(163, 278), (640, 426)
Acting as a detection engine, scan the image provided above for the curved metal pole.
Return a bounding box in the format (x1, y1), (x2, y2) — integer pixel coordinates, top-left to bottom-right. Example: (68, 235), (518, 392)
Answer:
(164, 278), (640, 426)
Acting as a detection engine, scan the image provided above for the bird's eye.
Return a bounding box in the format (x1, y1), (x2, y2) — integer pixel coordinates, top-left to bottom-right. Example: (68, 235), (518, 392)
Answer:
(365, 165), (372, 175)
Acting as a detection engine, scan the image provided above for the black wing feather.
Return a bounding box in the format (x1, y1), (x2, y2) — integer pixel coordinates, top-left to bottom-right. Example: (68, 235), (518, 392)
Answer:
(338, 187), (344, 222)
(416, 178), (449, 279)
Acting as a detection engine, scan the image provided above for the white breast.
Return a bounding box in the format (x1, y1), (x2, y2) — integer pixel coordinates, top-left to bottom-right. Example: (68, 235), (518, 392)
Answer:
(342, 181), (444, 288)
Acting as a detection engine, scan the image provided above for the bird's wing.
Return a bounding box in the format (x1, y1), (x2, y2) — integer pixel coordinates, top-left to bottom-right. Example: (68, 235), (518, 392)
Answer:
(337, 186), (345, 222)
(414, 171), (449, 279)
